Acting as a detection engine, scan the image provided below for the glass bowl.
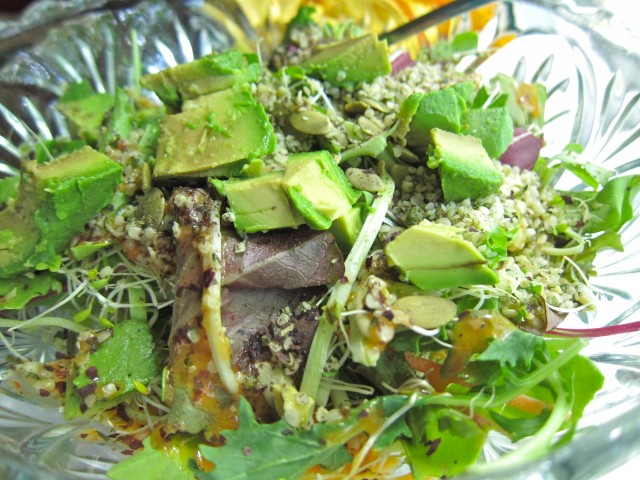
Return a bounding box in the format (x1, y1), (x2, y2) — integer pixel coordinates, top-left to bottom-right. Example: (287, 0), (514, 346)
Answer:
(1, 1), (639, 479)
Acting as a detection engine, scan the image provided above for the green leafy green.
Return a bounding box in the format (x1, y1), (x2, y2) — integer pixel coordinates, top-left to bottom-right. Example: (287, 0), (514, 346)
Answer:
(474, 329), (546, 369)
(490, 409), (551, 442)
(34, 138), (86, 164)
(429, 32), (478, 62)
(580, 175), (640, 233)
(284, 6), (317, 42)
(0, 272), (62, 310)
(59, 80), (96, 103)
(72, 319), (158, 392)
(404, 407), (486, 478)
(197, 397), (351, 480)
(0, 176), (19, 205)
(100, 87), (134, 149)
(483, 224), (518, 267)
(65, 319), (158, 418)
(108, 437), (196, 480)
(488, 73), (546, 128)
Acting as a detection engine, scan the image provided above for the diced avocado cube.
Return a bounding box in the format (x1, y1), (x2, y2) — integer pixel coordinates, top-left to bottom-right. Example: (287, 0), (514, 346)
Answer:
(302, 33), (391, 87)
(406, 87), (467, 149)
(428, 129), (504, 202)
(0, 146), (122, 278)
(57, 93), (114, 142)
(461, 107), (514, 159)
(0, 209), (39, 279)
(222, 173), (306, 234)
(153, 86), (276, 179)
(330, 205), (364, 253)
(140, 51), (260, 108)
(450, 81), (476, 105)
(385, 221), (498, 290)
(282, 151), (361, 229)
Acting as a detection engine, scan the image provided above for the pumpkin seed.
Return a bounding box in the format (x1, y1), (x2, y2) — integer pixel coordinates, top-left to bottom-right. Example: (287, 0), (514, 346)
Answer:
(399, 147), (421, 164)
(344, 101), (368, 116)
(391, 295), (457, 329)
(362, 98), (391, 113)
(358, 116), (384, 135)
(135, 187), (166, 229)
(345, 98), (392, 115)
(290, 110), (332, 135)
(346, 167), (386, 192)
(141, 163), (152, 191)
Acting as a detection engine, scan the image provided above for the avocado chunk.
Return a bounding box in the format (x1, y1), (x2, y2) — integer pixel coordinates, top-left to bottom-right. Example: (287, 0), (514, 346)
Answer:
(428, 128), (504, 202)
(461, 107), (513, 159)
(406, 87), (467, 149)
(140, 51), (260, 108)
(0, 146), (123, 278)
(282, 151), (362, 229)
(302, 33), (391, 87)
(153, 86), (276, 179)
(0, 209), (39, 279)
(385, 221), (498, 290)
(329, 205), (364, 253)
(65, 319), (159, 419)
(56, 80), (114, 142)
(218, 173), (306, 234)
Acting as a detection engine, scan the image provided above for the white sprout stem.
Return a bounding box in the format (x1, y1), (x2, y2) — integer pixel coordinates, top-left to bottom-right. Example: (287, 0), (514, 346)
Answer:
(300, 175), (395, 400)
(201, 200), (239, 395)
(8, 280), (89, 331)
(1, 317), (90, 334)
(0, 330), (28, 361)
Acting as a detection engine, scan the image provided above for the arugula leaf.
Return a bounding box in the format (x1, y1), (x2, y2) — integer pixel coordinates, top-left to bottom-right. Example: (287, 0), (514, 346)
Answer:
(100, 87), (134, 149)
(490, 409), (551, 442)
(375, 395), (414, 448)
(489, 74), (546, 128)
(0, 272), (62, 310)
(197, 397), (351, 480)
(108, 437), (196, 480)
(65, 319), (159, 418)
(483, 224), (518, 267)
(59, 80), (95, 103)
(474, 329), (546, 370)
(582, 175), (640, 233)
(429, 32), (478, 62)
(404, 406), (486, 478)
(549, 339), (604, 423)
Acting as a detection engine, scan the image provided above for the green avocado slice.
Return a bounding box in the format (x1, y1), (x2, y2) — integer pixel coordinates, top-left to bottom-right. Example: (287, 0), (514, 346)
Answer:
(385, 221), (498, 290)
(140, 50), (260, 108)
(302, 33), (391, 87)
(153, 86), (276, 179)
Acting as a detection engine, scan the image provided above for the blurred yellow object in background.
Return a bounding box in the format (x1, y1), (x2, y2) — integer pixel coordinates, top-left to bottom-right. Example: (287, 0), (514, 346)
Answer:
(203, 0), (498, 57)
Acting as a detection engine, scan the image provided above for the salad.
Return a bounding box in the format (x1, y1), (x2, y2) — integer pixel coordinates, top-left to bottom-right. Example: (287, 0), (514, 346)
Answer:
(1, 3), (639, 480)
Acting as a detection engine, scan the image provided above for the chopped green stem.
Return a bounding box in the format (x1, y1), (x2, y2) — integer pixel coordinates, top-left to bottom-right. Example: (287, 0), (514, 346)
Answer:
(543, 227), (585, 256)
(300, 175), (395, 399)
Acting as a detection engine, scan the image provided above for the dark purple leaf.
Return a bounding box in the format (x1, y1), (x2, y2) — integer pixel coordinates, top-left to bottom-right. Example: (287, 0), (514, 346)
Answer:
(390, 50), (416, 76)
(222, 229), (344, 289)
(500, 127), (544, 170)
